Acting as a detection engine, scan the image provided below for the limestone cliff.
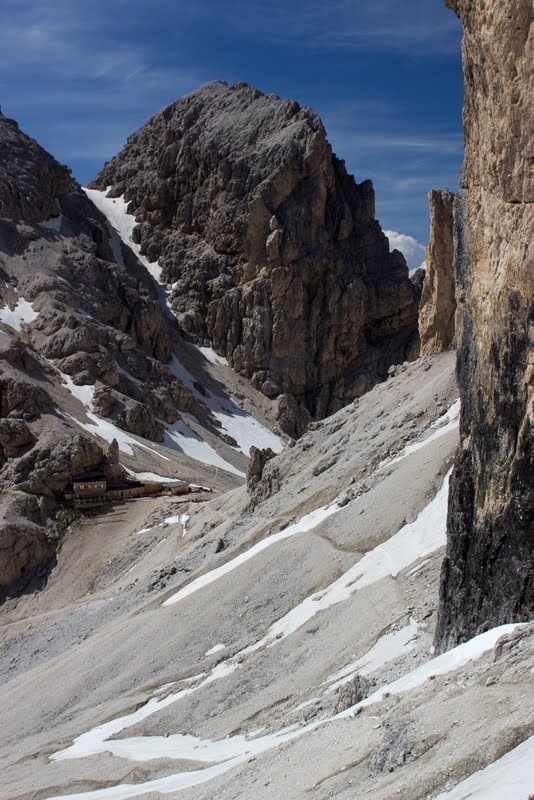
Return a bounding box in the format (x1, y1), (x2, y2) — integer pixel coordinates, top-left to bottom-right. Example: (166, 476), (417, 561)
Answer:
(419, 188), (456, 355)
(436, 0), (533, 649)
(90, 81), (419, 418)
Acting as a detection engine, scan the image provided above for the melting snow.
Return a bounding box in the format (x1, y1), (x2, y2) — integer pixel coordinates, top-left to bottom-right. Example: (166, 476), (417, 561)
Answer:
(197, 346), (228, 366)
(381, 398), (460, 470)
(433, 734), (534, 800)
(125, 469), (180, 483)
(241, 471), (451, 652)
(346, 623), (527, 712)
(163, 501), (340, 607)
(59, 372), (169, 461)
(0, 297), (39, 331)
(164, 418), (245, 477)
(48, 624), (527, 800)
(205, 643), (226, 656)
(83, 188), (163, 283)
(324, 619), (419, 692)
(170, 355), (283, 457)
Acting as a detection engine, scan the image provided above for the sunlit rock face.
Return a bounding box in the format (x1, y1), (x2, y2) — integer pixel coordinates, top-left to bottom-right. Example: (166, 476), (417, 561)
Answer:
(91, 80), (419, 419)
(419, 188), (456, 356)
(436, 0), (534, 650)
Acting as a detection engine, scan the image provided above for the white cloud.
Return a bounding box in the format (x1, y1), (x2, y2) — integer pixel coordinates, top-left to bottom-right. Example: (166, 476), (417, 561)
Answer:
(384, 230), (426, 270)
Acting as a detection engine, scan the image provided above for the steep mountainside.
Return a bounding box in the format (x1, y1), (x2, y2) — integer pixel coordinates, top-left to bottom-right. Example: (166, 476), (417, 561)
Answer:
(0, 112), (283, 597)
(436, 0), (533, 649)
(1, 353), (532, 799)
(90, 81), (419, 420)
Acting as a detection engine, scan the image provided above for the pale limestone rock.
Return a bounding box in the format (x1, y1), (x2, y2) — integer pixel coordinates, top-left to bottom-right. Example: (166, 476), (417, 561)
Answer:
(436, 0), (534, 650)
(419, 189), (456, 355)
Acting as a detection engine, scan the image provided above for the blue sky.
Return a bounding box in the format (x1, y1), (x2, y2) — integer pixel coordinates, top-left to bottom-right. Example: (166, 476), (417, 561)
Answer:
(0, 0), (463, 262)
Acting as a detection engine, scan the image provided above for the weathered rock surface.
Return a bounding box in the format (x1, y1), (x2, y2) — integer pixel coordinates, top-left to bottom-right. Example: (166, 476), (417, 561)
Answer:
(419, 189), (456, 355)
(6, 432), (105, 497)
(0, 114), (224, 595)
(0, 419), (34, 457)
(410, 267), (426, 303)
(0, 110), (207, 444)
(246, 445), (279, 508)
(90, 81), (419, 417)
(0, 493), (54, 592)
(436, 0), (534, 650)
(275, 393), (312, 439)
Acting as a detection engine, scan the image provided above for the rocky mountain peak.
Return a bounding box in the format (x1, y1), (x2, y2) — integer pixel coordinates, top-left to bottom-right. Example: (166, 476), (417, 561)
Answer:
(91, 81), (419, 419)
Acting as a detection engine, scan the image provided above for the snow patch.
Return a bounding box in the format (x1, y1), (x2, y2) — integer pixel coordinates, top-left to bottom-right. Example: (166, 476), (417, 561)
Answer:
(240, 471), (451, 653)
(163, 501), (340, 607)
(205, 643), (226, 656)
(324, 619), (419, 692)
(48, 624), (528, 800)
(84, 188), (163, 283)
(0, 297), (39, 331)
(197, 346), (228, 366)
(59, 372), (169, 461)
(170, 355), (283, 457)
(433, 735), (534, 799)
(125, 469), (180, 483)
(164, 417), (245, 477)
(346, 623), (528, 712)
(381, 398), (460, 470)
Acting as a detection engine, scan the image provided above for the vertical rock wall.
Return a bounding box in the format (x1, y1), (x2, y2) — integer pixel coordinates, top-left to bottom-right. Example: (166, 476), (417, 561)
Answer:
(419, 188), (456, 355)
(436, 0), (534, 650)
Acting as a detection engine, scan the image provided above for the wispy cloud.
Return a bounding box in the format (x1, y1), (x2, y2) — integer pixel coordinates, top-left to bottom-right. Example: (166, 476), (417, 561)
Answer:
(197, 0), (462, 55)
(0, 1), (204, 164)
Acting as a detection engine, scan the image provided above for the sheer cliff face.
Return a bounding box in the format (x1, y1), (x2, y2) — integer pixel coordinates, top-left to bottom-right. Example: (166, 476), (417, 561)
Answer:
(91, 81), (418, 418)
(436, 0), (534, 650)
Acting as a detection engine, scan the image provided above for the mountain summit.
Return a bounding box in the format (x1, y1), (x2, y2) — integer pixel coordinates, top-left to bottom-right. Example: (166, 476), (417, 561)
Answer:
(90, 81), (419, 422)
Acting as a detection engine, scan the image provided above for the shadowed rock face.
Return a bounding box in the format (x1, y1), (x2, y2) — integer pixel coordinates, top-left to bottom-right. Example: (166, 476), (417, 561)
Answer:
(436, 0), (534, 650)
(91, 81), (419, 418)
(419, 189), (456, 355)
